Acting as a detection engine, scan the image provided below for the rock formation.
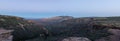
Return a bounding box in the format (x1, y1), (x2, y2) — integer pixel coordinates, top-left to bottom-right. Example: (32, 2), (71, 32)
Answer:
(62, 37), (91, 41)
(0, 15), (49, 41)
(95, 29), (120, 41)
(0, 28), (13, 41)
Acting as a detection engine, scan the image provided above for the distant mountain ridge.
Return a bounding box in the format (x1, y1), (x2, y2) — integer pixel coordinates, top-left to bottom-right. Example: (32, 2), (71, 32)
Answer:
(29, 16), (120, 26)
(28, 16), (74, 25)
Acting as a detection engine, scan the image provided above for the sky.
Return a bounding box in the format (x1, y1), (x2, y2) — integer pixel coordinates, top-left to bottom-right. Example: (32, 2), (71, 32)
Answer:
(0, 0), (120, 18)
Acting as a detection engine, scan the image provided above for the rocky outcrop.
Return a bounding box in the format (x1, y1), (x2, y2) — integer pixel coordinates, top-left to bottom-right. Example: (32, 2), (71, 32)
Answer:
(95, 29), (120, 41)
(62, 37), (91, 41)
(0, 15), (49, 41)
(0, 28), (13, 41)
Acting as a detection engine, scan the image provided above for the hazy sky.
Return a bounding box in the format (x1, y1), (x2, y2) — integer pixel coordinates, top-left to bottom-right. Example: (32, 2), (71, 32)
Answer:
(0, 0), (120, 18)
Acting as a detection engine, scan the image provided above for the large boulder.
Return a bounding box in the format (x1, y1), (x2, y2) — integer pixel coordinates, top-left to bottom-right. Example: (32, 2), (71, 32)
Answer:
(0, 28), (13, 41)
(62, 37), (91, 41)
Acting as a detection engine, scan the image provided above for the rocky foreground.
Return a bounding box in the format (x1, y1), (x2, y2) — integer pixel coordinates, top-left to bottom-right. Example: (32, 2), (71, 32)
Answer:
(0, 15), (120, 41)
(0, 28), (13, 41)
(0, 15), (49, 41)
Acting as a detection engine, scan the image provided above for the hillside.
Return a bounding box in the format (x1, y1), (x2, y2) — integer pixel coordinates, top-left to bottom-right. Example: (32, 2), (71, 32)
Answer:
(93, 17), (120, 27)
(28, 16), (74, 25)
(0, 15), (49, 41)
(39, 16), (120, 41)
(1, 15), (120, 41)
